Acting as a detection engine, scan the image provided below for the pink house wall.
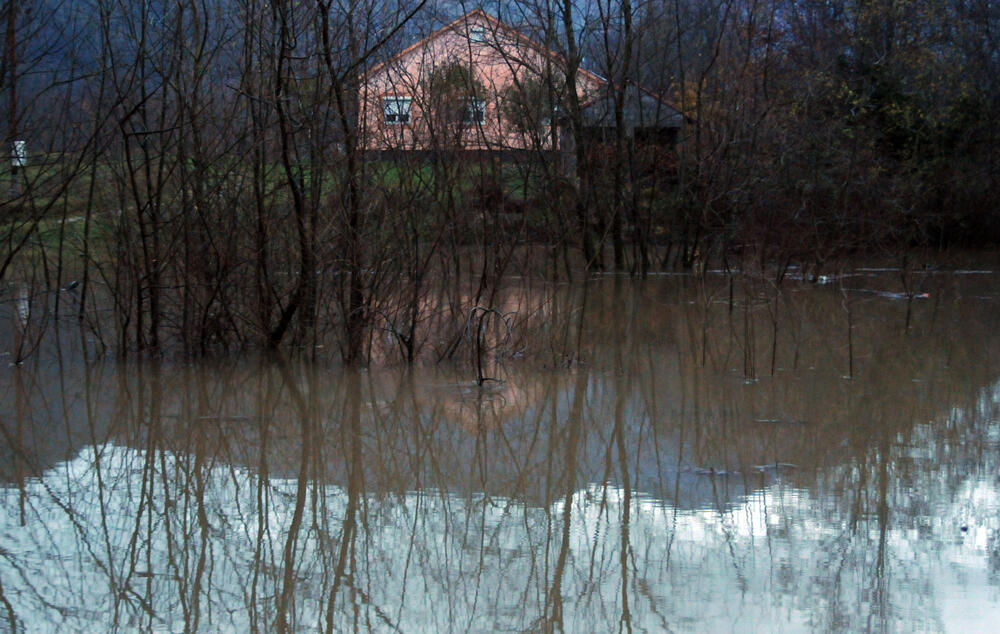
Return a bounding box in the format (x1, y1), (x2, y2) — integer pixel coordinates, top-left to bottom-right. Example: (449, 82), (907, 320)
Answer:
(360, 11), (603, 153)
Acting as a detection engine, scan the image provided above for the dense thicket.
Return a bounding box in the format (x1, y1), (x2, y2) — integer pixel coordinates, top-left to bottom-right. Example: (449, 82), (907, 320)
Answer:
(1, 0), (997, 360)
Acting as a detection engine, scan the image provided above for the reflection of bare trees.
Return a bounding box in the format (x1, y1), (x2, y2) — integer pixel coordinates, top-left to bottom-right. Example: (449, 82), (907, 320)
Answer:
(1, 274), (1000, 629)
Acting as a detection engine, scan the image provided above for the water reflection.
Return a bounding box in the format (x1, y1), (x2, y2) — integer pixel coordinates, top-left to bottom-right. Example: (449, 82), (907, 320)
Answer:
(2, 273), (1000, 631)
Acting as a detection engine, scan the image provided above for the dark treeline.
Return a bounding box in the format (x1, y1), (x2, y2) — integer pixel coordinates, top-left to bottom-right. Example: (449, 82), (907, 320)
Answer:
(1, 0), (998, 361)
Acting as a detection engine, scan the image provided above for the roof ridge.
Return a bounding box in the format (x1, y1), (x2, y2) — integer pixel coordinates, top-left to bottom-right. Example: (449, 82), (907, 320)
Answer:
(365, 9), (496, 77)
(364, 8), (604, 87)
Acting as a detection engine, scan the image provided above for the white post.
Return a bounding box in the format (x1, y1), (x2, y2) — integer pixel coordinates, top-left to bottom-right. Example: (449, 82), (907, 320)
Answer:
(10, 139), (25, 197)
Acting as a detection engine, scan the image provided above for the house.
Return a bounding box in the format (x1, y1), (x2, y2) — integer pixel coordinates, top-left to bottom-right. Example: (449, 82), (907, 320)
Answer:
(578, 85), (686, 146)
(361, 9), (600, 156)
(360, 10), (681, 159)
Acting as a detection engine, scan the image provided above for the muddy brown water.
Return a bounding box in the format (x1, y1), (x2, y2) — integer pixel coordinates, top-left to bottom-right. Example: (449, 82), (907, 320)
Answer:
(2, 268), (1000, 632)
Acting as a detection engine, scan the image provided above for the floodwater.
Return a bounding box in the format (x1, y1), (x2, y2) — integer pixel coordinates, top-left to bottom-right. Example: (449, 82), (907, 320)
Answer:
(3, 266), (1000, 632)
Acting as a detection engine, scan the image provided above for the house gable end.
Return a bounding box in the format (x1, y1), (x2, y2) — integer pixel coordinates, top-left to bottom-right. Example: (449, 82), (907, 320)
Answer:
(361, 10), (605, 152)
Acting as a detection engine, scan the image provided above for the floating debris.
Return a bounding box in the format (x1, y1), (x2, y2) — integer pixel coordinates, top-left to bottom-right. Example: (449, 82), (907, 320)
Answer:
(847, 289), (931, 300)
(754, 418), (808, 425)
(692, 467), (740, 477)
(752, 463), (797, 472)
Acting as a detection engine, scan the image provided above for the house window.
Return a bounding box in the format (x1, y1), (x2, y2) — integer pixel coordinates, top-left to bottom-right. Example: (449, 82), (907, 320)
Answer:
(383, 97), (411, 124)
(461, 98), (486, 124)
(469, 26), (487, 43)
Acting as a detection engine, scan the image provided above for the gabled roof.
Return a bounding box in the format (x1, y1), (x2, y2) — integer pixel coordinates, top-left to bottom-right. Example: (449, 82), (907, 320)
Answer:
(580, 84), (686, 129)
(365, 9), (605, 87)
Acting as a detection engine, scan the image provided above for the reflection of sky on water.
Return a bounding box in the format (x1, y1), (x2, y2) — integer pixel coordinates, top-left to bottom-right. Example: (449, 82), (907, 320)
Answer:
(2, 379), (999, 633)
(4, 271), (1000, 631)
